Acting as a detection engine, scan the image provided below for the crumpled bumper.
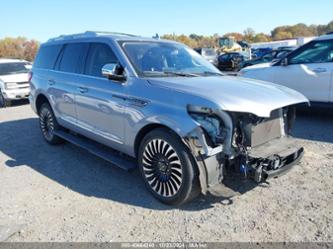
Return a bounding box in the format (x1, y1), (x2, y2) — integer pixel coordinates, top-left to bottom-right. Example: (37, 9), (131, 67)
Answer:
(247, 138), (304, 182)
(186, 129), (304, 195)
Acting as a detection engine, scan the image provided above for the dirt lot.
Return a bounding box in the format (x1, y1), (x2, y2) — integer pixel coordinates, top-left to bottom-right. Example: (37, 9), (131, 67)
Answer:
(0, 103), (332, 242)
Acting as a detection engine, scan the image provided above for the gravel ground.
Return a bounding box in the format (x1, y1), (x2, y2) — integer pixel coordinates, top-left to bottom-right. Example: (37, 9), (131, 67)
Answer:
(0, 103), (332, 242)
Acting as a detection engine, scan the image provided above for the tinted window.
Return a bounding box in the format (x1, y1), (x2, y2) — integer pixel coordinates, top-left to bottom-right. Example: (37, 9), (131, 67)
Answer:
(289, 40), (333, 64)
(58, 43), (88, 73)
(276, 50), (290, 59)
(262, 52), (274, 61)
(0, 62), (30, 75)
(34, 45), (62, 69)
(85, 43), (118, 77)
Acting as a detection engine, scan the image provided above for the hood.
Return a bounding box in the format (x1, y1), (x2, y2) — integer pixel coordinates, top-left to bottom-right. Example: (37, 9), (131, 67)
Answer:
(148, 75), (309, 117)
(0, 73), (29, 83)
(241, 62), (272, 70)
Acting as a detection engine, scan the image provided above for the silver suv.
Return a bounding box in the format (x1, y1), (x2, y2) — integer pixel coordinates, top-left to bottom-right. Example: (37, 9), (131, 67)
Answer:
(30, 31), (308, 205)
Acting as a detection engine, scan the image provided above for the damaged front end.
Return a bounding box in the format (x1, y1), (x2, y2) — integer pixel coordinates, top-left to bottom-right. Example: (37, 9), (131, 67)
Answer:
(185, 105), (304, 195)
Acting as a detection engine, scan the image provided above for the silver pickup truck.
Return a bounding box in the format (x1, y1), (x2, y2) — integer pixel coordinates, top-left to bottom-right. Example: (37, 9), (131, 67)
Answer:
(29, 31), (308, 205)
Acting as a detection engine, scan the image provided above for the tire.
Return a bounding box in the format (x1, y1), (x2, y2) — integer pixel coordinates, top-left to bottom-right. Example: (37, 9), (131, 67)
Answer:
(138, 128), (200, 205)
(38, 103), (64, 145)
(0, 91), (7, 108)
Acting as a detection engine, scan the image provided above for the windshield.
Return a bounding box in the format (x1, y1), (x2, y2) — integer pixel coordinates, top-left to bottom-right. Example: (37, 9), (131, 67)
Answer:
(121, 41), (222, 77)
(218, 38), (234, 47)
(0, 62), (30, 76)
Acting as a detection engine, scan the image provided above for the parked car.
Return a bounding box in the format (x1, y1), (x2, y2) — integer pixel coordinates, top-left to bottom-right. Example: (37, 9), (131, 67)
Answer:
(217, 52), (250, 71)
(30, 31), (308, 205)
(194, 47), (218, 65)
(0, 59), (31, 107)
(239, 34), (333, 104)
(240, 48), (294, 69)
(251, 48), (272, 58)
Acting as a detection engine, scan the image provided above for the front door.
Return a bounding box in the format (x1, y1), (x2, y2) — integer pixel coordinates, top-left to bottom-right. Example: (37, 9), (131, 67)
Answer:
(75, 42), (127, 147)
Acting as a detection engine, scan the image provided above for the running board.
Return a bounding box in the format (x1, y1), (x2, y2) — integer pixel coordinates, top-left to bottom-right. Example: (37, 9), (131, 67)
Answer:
(54, 130), (137, 171)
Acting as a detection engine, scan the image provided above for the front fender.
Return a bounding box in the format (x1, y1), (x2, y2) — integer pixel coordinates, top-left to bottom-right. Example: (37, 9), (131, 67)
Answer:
(123, 104), (200, 157)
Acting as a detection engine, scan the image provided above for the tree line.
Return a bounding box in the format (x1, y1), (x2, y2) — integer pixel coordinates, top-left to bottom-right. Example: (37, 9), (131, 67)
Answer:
(0, 37), (39, 62)
(0, 20), (332, 61)
(162, 20), (333, 48)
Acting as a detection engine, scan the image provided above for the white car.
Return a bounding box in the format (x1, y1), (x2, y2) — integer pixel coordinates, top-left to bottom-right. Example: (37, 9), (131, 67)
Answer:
(239, 34), (333, 104)
(0, 59), (31, 107)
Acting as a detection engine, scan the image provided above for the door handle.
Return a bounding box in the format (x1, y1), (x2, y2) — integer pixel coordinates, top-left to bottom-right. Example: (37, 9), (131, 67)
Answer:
(48, 79), (55, 85)
(312, 68), (327, 73)
(78, 87), (88, 93)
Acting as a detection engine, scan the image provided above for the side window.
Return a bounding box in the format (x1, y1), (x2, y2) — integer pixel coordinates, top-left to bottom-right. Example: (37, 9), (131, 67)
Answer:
(262, 52), (273, 61)
(289, 40), (333, 64)
(85, 43), (118, 77)
(58, 43), (89, 73)
(34, 45), (62, 69)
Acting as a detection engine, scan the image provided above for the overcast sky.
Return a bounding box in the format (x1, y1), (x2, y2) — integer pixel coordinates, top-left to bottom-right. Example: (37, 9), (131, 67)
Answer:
(1, 0), (332, 42)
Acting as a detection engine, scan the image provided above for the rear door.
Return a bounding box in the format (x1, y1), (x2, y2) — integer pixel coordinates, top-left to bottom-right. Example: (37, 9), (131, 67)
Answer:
(272, 39), (333, 102)
(75, 42), (127, 147)
(50, 43), (89, 127)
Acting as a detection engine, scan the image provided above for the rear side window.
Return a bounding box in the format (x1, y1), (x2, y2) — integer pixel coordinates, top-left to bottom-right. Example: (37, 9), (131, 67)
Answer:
(85, 43), (118, 77)
(58, 43), (89, 73)
(34, 45), (62, 69)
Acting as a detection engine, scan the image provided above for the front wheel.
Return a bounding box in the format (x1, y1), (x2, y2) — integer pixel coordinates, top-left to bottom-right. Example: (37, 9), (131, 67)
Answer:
(138, 128), (200, 205)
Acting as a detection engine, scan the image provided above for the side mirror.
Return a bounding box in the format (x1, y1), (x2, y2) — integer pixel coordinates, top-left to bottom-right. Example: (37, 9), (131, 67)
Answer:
(102, 63), (126, 82)
(281, 57), (289, 66)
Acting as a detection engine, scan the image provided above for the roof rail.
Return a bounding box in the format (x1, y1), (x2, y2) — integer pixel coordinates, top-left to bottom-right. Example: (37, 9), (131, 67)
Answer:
(85, 31), (138, 37)
(47, 31), (138, 43)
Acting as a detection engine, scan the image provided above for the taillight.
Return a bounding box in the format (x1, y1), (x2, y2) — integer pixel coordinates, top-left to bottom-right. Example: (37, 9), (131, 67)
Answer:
(28, 71), (33, 82)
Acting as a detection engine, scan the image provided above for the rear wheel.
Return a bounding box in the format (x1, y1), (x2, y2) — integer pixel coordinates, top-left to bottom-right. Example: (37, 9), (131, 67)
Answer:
(39, 103), (64, 145)
(138, 128), (200, 205)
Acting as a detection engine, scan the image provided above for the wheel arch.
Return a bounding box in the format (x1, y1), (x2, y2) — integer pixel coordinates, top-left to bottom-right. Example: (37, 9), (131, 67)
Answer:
(134, 123), (180, 158)
(35, 93), (50, 114)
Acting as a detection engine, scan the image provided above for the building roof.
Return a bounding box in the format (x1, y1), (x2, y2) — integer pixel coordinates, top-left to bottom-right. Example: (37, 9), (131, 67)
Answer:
(0, 58), (27, 64)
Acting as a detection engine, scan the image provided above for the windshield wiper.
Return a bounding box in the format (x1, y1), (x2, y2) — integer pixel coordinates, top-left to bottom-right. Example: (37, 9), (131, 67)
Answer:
(163, 71), (199, 77)
(201, 71), (224, 76)
(142, 71), (199, 77)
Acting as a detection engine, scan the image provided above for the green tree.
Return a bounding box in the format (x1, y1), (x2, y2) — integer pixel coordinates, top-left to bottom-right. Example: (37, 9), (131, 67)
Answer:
(223, 32), (244, 41)
(243, 28), (256, 42)
(273, 31), (293, 40)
